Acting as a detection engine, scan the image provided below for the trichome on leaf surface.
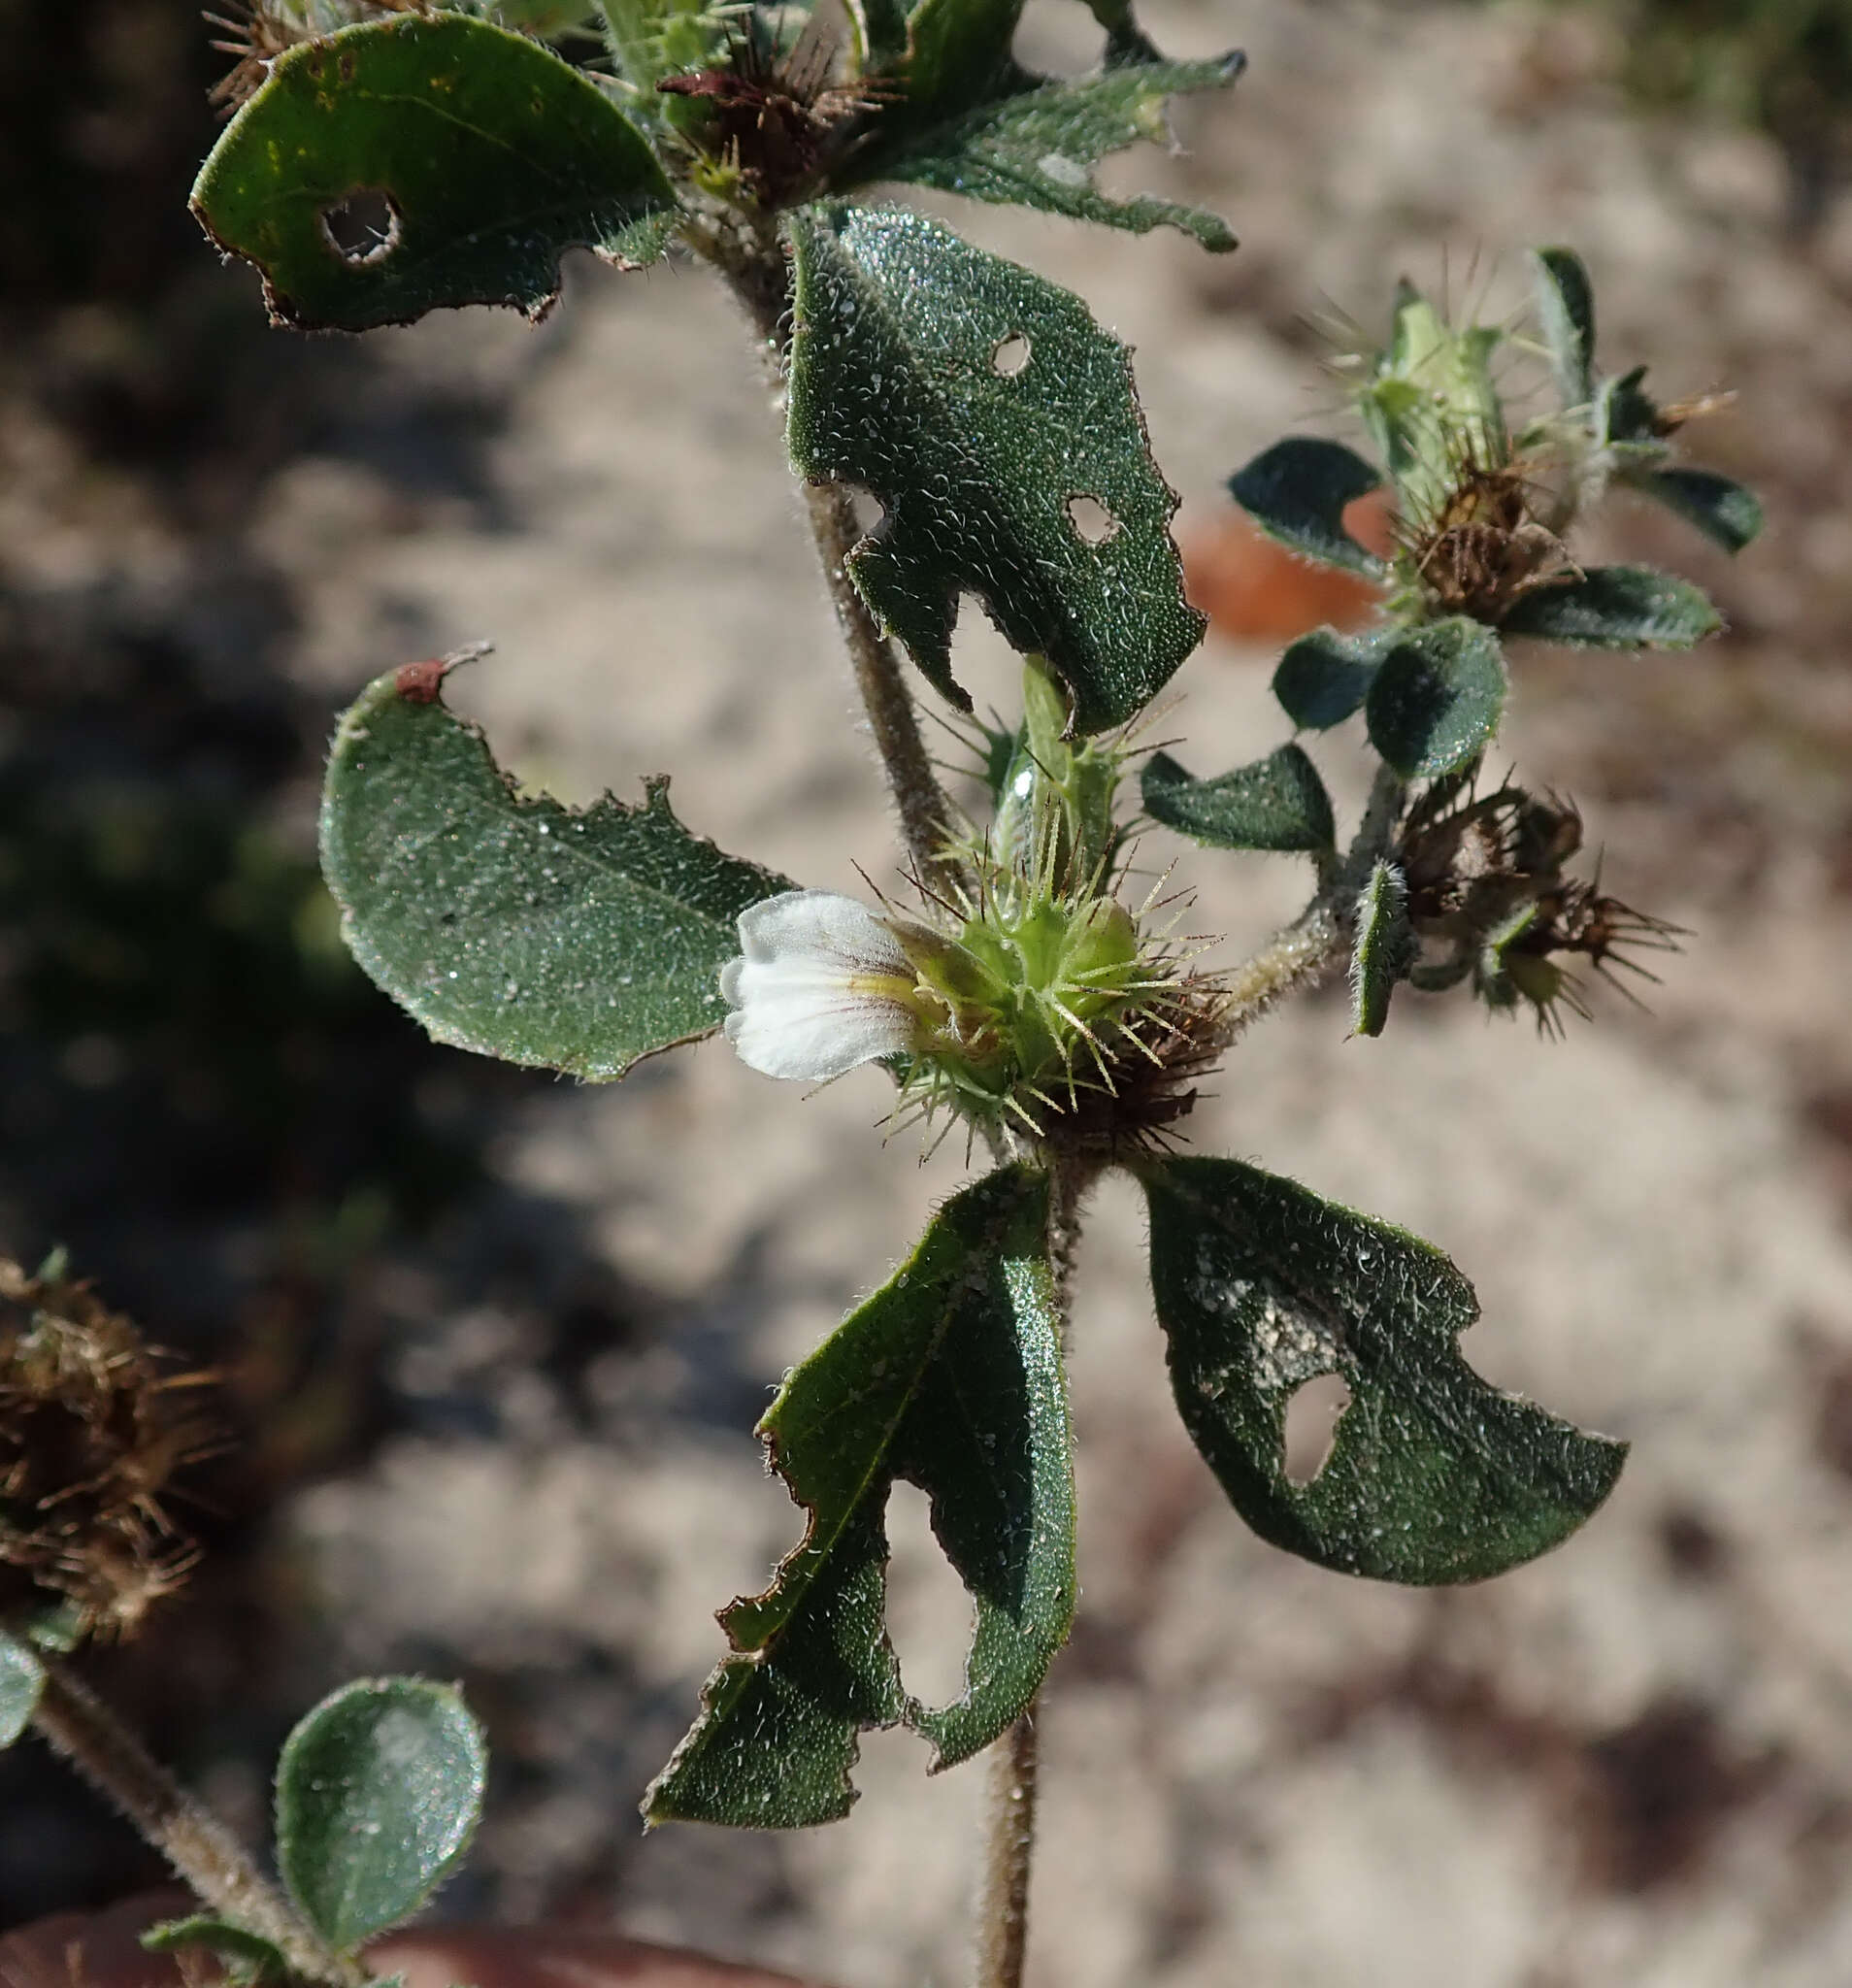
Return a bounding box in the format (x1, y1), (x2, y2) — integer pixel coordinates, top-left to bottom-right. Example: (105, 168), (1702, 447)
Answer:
(5, 2), (1763, 1982)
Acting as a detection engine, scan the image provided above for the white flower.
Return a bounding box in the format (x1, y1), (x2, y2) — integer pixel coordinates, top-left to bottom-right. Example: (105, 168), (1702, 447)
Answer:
(720, 890), (930, 1081)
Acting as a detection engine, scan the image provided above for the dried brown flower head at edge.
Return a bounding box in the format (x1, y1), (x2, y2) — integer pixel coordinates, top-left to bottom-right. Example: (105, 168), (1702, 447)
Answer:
(0, 1259), (217, 1640)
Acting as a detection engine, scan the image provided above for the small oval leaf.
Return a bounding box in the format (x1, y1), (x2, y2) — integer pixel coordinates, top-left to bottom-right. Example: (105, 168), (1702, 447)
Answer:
(1364, 617), (1507, 779)
(141, 1919), (288, 1982)
(1273, 625), (1388, 731)
(1501, 567), (1722, 650)
(1141, 745), (1335, 853)
(191, 15), (677, 331)
(1229, 438), (1388, 579)
(1141, 1156), (1627, 1583)
(320, 666), (790, 1081)
(276, 1677), (487, 1952)
(1626, 469), (1763, 555)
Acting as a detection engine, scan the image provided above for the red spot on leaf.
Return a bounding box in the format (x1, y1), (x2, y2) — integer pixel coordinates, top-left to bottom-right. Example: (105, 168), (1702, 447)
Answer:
(394, 658), (449, 704)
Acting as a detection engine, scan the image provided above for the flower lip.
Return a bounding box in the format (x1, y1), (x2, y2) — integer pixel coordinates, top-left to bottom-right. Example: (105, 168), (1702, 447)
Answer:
(721, 889), (930, 1082)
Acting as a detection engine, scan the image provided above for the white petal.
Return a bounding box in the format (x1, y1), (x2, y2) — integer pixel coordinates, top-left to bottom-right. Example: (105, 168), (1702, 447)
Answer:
(735, 889), (912, 975)
(723, 982), (918, 1079)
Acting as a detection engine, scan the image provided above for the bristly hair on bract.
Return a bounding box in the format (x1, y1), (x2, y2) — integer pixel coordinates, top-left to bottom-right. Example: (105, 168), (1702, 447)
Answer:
(204, 1), (431, 112)
(0, 1257), (218, 1640)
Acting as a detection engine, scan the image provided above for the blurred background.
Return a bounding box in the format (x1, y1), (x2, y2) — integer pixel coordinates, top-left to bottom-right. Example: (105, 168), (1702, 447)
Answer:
(2, 1), (1851, 1981)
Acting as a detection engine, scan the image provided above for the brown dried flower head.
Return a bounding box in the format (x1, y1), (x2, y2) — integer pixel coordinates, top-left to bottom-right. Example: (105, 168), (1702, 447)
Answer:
(0, 1258), (216, 1640)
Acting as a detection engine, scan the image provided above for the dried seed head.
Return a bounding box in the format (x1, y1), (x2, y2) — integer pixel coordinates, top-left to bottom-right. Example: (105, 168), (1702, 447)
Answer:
(205, 3), (429, 112)
(0, 1259), (216, 1640)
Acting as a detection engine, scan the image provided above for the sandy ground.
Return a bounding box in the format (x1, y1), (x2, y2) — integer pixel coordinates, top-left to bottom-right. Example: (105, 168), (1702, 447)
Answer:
(37, 1), (1852, 1980)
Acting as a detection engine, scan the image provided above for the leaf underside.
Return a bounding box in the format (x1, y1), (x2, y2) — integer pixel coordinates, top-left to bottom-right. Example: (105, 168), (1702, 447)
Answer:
(1141, 1156), (1627, 1583)
(1350, 858), (1410, 1038)
(1628, 468), (1763, 555)
(275, 1677), (487, 1952)
(1141, 744), (1335, 853)
(1364, 616), (1508, 779)
(857, 52), (1244, 248)
(0, 1632), (44, 1748)
(786, 203), (1204, 735)
(190, 14), (677, 331)
(1500, 566), (1722, 649)
(645, 1165), (1075, 1828)
(320, 667), (788, 1080)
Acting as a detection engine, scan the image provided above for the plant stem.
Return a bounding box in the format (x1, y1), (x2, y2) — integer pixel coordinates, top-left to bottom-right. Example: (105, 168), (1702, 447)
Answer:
(30, 1658), (361, 1988)
(1212, 761), (1410, 1045)
(709, 240), (960, 895)
(970, 1157), (1092, 1988)
(973, 1703), (1040, 1988)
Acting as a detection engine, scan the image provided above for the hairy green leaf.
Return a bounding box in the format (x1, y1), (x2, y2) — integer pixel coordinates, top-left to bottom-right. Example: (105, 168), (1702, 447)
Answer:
(645, 1166), (1074, 1827)
(1141, 1156), (1627, 1582)
(1141, 745), (1334, 853)
(1365, 617), (1507, 779)
(1532, 246), (1596, 409)
(1501, 566), (1722, 649)
(787, 204), (1202, 734)
(141, 1920), (288, 1983)
(1626, 467), (1764, 555)
(0, 1632), (44, 1747)
(857, 54), (1243, 248)
(276, 1677), (486, 1951)
(1350, 858), (1410, 1038)
(1273, 625), (1387, 731)
(191, 14), (677, 332)
(1229, 439), (1388, 579)
(320, 665), (788, 1080)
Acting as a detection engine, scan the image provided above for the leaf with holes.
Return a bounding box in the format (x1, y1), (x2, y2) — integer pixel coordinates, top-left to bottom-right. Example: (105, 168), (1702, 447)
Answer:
(1230, 438), (1390, 580)
(852, 51), (1244, 249)
(1273, 625), (1389, 731)
(1365, 617), (1507, 779)
(1141, 1156), (1627, 1582)
(786, 203), (1202, 735)
(1501, 567), (1721, 650)
(0, 1633), (43, 1747)
(644, 1165), (1073, 1828)
(1349, 858), (1411, 1038)
(1141, 745), (1334, 854)
(1532, 246), (1597, 410)
(1624, 469), (1763, 556)
(191, 14), (677, 332)
(320, 665), (789, 1080)
(276, 1677), (486, 1951)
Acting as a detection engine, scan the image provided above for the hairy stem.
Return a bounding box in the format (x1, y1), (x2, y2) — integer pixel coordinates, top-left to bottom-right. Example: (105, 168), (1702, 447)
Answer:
(971, 1158), (1092, 1988)
(973, 1703), (1040, 1988)
(1212, 760), (1410, 1045)
(707, 236), (960, 894)
(30, 1659), (360, 1988)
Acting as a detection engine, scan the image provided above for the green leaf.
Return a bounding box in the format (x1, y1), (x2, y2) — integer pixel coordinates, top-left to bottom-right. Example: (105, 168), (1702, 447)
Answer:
(0, 1632), (44, 1747)
(141, 1920), (288, 1983)
(1532, 246), (1596, 409)
(320, 665), (789, 1081)
(1228, 439), (1388, 579)
(1272, 625), (1387, 731)
(644, 1165), (1074, 1828)
(1140, 1156), (1627, 1583)
(787, 204), (1203, 734)
(1141, 745), (1335, 854)
(190, 15), (677, 332)
(1627, 467), (1764, 555)
(856, 54), (1244, 249)
(1364, 617), (1507, 779)
(1349, 858), (1411, 1038)
(276, 1677), (487, 1952)
(1500, 566), (1722, 649)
